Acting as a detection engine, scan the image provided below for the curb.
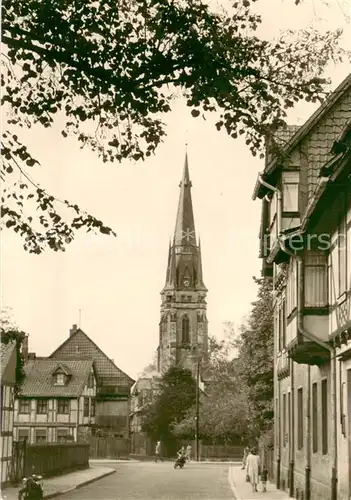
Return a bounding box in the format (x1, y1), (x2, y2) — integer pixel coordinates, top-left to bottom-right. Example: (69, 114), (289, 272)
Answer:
(228, 466), (243, 500)
(44, 469), (116, 499)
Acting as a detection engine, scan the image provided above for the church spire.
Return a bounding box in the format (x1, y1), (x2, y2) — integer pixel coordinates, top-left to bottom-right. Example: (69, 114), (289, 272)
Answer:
(165, 240), (172, 286)
(174, 153), (196, 246)
(196, 238), (207, 291)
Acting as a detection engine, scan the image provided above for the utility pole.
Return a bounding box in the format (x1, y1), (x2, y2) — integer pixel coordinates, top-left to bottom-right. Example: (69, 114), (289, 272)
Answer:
(195, 358), (200, 462)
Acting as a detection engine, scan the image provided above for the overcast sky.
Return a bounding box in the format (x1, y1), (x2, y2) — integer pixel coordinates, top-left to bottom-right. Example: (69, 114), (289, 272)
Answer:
(2, 0), (350, 380)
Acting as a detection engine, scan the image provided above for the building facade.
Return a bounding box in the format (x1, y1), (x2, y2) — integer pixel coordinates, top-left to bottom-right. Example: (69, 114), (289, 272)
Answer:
(14, 358), (97, 444)
(158, 155), (208, 375)
(129, 375), (160, 455)
(50, 325), (134, 438)
(1, 341), (17, 486)
(253, 73), (351, 500)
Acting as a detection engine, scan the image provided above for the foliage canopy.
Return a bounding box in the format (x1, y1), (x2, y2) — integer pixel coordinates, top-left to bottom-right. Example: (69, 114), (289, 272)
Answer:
(2, 0), (346, 252)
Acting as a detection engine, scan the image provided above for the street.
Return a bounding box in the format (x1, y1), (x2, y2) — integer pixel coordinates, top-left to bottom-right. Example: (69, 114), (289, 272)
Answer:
(59, 461), (235, 500)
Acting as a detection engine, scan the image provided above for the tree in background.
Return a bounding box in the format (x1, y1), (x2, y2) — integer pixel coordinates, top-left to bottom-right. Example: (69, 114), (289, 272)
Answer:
(234, 277), (274, 440)
(174, 277), (273, 444)
(2, 0), (347, 252)
(141, 365), (196, 453)
(0, 308), (28, 395)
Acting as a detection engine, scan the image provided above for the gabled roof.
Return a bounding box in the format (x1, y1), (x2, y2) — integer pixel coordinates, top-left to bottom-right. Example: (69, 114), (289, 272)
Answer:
(49, 328), (134, 388)
(265, 73), (351, 175)
(0, 341), (17, 383)
(20, 358), (94, 397)
(51, 362), (71, 376)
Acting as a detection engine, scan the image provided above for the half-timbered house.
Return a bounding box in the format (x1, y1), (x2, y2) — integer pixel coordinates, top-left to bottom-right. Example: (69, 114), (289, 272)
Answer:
(252, 73), (351, 500)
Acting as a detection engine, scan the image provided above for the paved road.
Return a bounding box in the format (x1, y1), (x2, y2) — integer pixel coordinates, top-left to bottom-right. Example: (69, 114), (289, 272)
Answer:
(60, 461), (235, 500)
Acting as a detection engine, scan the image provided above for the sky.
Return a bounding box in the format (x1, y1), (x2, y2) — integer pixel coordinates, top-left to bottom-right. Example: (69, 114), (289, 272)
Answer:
(1, 0), (350, 380)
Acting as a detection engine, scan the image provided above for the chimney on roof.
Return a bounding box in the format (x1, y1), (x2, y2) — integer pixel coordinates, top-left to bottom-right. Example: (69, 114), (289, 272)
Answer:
(22, 334), (29, 361)
(70, 324), (78, 337)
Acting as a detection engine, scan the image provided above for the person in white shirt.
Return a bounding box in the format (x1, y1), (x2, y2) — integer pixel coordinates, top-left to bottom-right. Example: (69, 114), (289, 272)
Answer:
(246, 447), (261, 493)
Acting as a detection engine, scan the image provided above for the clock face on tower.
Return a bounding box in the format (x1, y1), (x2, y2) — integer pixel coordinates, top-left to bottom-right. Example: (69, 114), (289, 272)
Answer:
(183, 279), (190, 288)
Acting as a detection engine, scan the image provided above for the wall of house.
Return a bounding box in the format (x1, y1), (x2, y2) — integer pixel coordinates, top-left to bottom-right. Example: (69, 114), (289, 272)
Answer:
(1, 383), (15, 485)
(14, 384), (96, 444)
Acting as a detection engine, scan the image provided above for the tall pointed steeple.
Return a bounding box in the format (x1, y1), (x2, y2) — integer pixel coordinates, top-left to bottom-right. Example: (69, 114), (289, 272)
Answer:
(174, 153), (196, 246)
(195, 238), (206, 291)
(159, 153), (208, 375)
(165, 240), (172, 286)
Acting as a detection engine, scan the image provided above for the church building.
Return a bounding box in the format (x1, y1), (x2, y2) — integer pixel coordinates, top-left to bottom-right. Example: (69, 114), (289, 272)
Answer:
(157, 155), (208, 375)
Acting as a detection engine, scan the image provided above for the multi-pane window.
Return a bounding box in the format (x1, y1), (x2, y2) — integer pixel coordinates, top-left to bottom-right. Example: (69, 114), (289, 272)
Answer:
(338, 214), (347, 296)
(297, 388), (303, 450)
(55, 373), (66, 386)
(35, 429), (47, 443)
(282, 171), (299, 212)
(57, 399), (70, 414)
(84, 397), (90, 417)
(304, 251), (328, 307)
(321, 379), (328, 454)
(312, 383), (318, 453)
(36, 399), (48, 414)
(19, 399), (30, 414)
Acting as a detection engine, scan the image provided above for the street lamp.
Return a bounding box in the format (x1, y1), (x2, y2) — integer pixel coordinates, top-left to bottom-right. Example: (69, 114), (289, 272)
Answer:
(195, 358), (200, 462)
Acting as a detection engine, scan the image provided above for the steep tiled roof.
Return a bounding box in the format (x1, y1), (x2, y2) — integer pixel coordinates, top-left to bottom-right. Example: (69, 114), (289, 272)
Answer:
(0, 342), (16, 378)
(50, 329), (134, 389)
(266, 73), (351, 175)
(20, 358), (94, 397)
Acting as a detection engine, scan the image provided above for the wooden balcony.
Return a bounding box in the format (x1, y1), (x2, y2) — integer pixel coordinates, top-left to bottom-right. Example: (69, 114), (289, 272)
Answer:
(287, 332), (330, 366)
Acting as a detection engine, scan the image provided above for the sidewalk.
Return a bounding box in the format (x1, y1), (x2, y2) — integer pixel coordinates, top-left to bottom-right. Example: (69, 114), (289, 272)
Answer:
(1, 466), (115, 500)
(228, 465), (290, 500)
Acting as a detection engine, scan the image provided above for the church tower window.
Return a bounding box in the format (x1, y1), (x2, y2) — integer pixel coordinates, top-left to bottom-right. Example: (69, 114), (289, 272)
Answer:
(182, 315), (190, 343)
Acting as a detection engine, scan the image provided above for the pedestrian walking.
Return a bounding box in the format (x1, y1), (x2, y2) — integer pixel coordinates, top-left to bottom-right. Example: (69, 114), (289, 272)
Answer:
(186, 444), (192, 462)
(260, 465), (268, 492)
(241, 446), (250, 469)
(246, 447), (261, 493)
(155, 440), (164, 462)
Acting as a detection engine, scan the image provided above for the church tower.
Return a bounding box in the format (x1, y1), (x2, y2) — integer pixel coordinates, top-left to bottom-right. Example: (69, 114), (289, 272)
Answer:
(157, 154), (208, 375)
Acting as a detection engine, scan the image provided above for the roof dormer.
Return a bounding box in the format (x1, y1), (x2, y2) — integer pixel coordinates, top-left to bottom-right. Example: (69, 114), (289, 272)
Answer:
(51, 363), (71, 386)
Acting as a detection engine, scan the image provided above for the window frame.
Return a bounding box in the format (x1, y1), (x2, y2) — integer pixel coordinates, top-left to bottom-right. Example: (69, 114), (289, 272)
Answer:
(19, 399), (31, 414)
(83, 397), (90, 417)
(337, 213), (347, 297)
(282, 171), (300, 213)
(297, 387), (303, 450)
(321, 378), (328, 454)
(35, 428), (47, 443)
(36, 399), (48, 415)
(312, 382), (318, 453)
(57, 399), (70, 414)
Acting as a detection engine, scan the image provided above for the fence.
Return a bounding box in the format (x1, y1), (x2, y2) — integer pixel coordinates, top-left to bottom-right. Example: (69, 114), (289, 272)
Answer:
(197, 443), (245, 461)
(10, 442), (89, 484)
(88, 436), (130, 459)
